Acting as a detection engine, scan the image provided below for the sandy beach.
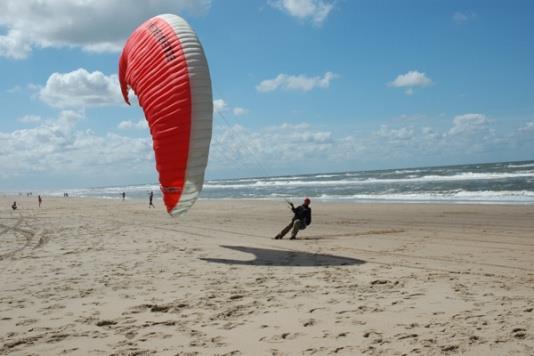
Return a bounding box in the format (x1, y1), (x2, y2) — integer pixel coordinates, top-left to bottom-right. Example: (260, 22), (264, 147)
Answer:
(1, 197), (533, 355)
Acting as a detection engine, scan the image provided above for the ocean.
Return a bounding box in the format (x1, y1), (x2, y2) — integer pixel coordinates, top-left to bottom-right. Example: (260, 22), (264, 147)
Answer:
(47, 160), (534, 204)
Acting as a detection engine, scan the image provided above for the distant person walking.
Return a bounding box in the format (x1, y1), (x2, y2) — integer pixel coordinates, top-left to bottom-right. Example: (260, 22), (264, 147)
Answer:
(11, 201), (17, 210)
(38, 195), (42, 208)
(274, 198), (312, 240)
(122, 192), (126, 201)
(149, 191), (155, 208)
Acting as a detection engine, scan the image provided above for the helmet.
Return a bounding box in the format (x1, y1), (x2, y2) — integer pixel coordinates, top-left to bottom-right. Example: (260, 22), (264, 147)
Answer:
(304, 198), (311, 205)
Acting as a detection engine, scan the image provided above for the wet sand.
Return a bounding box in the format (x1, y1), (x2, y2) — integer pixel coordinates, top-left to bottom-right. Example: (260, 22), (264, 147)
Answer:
(1, 197), (533, 355)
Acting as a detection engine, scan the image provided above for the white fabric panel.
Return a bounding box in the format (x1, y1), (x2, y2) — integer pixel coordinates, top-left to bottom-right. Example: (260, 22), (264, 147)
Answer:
(158, 14), (212, 216)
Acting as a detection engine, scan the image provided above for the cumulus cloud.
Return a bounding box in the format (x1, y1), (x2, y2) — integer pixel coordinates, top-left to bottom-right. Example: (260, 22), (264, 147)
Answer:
(376, 125), (415, 141)
(453, 11), (476, 24)
(389, 70), (433, 95)
(257, 71), (337, 92)
(17, 115), (42, 124)
(0, 0), (212, 59)
(518, 121), (534, 133)
(448, 113), (489, 136)
(209, 120), (475, 176)
(210, 122), (337, 173)
(39, 68), (122, 108)
(233, 107), (249, 116)
(0, 111), (152, 182)
(269, 0), (334, 26)
(362, 113), (505, 159)
(211, 121), (423, 174)
(213, 99), (228, 114)
(421, 127), (440, 140)
(118, 120), (148, 130)
(213, 99), (248, 117)
(0, 29), (31, 59)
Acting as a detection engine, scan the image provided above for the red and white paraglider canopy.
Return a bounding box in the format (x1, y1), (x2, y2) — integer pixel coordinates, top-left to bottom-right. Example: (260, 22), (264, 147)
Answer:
(119, 14), (212, 216)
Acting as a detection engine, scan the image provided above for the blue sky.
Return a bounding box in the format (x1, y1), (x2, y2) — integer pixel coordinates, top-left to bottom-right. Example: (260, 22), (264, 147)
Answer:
(1, 0), (533, 191)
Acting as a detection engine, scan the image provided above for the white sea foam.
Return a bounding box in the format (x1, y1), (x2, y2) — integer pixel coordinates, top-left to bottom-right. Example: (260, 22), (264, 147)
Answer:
(507, 162), (534, 168)
(360, 171), (534, 184)
(316, 190), (534, 203)
(393, 169), (423, 174)
(204, 171), (534, 189)
(314, 174), (338, 178)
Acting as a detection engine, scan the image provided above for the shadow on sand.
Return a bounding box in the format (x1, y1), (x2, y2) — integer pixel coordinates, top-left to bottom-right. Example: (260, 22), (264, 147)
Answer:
(200, 245), (366, 267)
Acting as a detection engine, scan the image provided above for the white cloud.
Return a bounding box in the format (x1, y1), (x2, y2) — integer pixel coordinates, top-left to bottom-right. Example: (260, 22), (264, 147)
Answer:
(281, 122), (310, 130)
(57, 110), (84, 128)
(389, 71), (433, 95)
(209, 120), (467, 176)
(118, 120), (148, 130)
(213, 99), (248, 117)
(0, 111), (152, 182)
(448, 113), (489, 136)
(0, 0), (212, 59)
(0, 29), (31, 59)
(376, 125), (415, 141)
(233, 107), (249, 116)
(6, 85), (23, 94)
(361, 113), (504, 159)
(421, 127), (439, 140)
(210, 122), (336, 173)
(257, 71), (337, 92)
(269, 0), (334, 26)
(39, 68), (122, 108)
(453, 11), (476, 24)
(518, 122), (534, 134)
(213, 99), (228, 114)
(17, 115), (42, 124)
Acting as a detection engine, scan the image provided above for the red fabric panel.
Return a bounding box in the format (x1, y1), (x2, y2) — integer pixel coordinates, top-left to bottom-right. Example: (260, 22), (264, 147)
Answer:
(119, 17), (192, 213)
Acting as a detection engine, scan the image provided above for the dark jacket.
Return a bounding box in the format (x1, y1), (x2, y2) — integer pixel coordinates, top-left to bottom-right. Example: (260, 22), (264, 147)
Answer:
(292, 205), (312, 226)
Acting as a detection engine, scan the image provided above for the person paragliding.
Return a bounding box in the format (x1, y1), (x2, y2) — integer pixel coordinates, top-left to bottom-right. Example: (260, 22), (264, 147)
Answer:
(274, 198), (312, 240)
(119, 14), (212, 216)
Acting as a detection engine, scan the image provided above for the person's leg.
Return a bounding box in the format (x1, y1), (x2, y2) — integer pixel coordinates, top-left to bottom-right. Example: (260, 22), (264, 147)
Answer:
(275, 221), (294, 239)
(290, 220), (302, 239)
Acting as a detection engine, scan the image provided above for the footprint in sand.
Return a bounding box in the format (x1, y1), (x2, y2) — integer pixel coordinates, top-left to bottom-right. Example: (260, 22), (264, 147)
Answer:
(336, 332), (349, 339)
(395, 332), (418, 340)
(15, 318), (39, 326)
(512, 327), (526, 339)
(260, 332), (302, 343)
(363, 330), (383, 339)
(440, 344), (459, 352)
(96, 320), (117, 327)
(1, 336), (42, 353)
(302, 319), (316, 327)
(303, 347), (328, 355)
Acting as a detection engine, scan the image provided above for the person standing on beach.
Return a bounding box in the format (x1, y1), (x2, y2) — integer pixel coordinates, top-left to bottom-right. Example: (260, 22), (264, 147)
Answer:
(149, 191), (155, 208)
(38, 195), (42, 207)
(122, 192), (126, 201)
(275, 198), (312, 240)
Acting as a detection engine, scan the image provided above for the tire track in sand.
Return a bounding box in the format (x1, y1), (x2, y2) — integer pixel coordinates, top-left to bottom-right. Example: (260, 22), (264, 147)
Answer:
(0, 214), (36, 260)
